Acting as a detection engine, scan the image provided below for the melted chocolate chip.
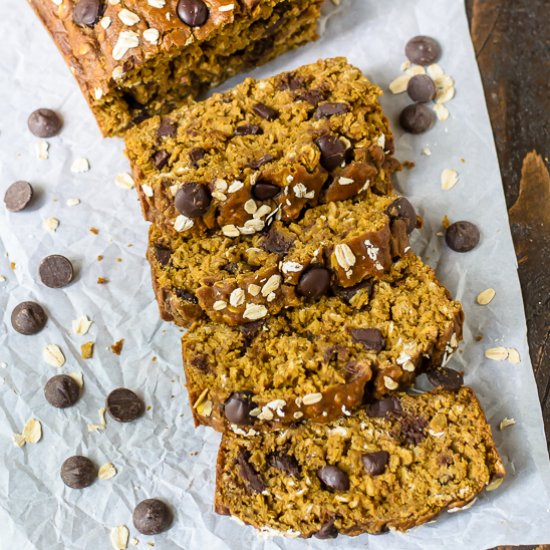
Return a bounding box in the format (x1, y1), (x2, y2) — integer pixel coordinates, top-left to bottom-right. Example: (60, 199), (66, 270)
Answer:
(296, 267), (331, 300)
(152, 149), (170, 169)
(154, 245), (172, 266)
(73, 0), (104, 27)
(224, 392), (254, 425)
(268, 452), (300, 477)
(315, 520), (338, 539)
(174, 288), (198, 304)
(445, 221), (480, 252)
(39, 255), (74, 288)
(235, 124), (263, 136)
(106, 388), (145, 423)
(157, 118), (177, 138)
(317, 465), (349, 492)
(253, 103), (279, 121)
(400, 416), (428, 445)
(11, 301), (47, 335)
(44, 374), (80, 408)
(262, 226), (296, 255)
(427, 367), (464, 391)
(399, 103), (435, 134)
(61, 456), (97, 489)
(314, 102), (350, 119)
(407, 74), (437, 103)
(350, 328), (385, 352)
(362, 451), (389, 476)
(133, 499), (173, 536)
(174, 183), (211, 218)
(333, 280), (373, 303)
(252, 180), (280, 200)
(405, 36), (442, 66)
(367, 397), (402, 418)
(250, 154), (275, 169)
(189, 147), (207, 167)
(176, 0), (209, 27)
(4, 180), (34, 212)
(315, 135), (352, 171)
(236, 451), (266, 494)
(385, 197), (417, 234)
(28, 109), (62, 138)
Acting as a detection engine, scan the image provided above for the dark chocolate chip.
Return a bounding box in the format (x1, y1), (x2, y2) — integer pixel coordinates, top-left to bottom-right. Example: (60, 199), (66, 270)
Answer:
(333, 280), (373, 304)
(250, 154), (275, 169)
(315, 102), (350, 119)
(296, 267), (331, 300)
(427, 367), (464, 391)
(445, 221), (480, 252)
(317, 465), (349, 492)
(39, 255), (74, 288)
(350, 328), (385, 352)
(224, 392), (254, 425)
(4, 181), (34, 212)
(315, 520), (338, 539)
(367, 396), (402, 418)
(174, 288), (198, 304)
(405, 35), (442, 65)
(253, 103), (279, 121)
(174, 183), (211, 218)
(235, 124), (263, 136)
(191, 354), (209, 372)
(407, 74), (437, 103)
(268, 452), (300, 477)
(240, 321), (264, 349)
(189, 147), (207, 167)
(362, 451), (389, 476)
(252, 180), (280, 201)
(73, 0), (104, 27)
(28, 109), (62, 138)
(315, 135), (351, 171)
(44, 374), (81, 408)
(279, 73), (305, 91)
(133, 499), (173, 536)
(400, 415), (428, 445)
(236, 451), (266, 494)
(385, 197), (417, 234)
(399, 103), (435, 134)
(262, 227), (296, 255)
(154, 245), (172, 266)
(294, 88), (327, 107)
(157, 118), (178, 139)
(60, 456), (97, 489)
(11, 301), (47, 335)
(152, 149), (170, 169)
(106, 388), (145, 422)
(176, 0), (209, 27)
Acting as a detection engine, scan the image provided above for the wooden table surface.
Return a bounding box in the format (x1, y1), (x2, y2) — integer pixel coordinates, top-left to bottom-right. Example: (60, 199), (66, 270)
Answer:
(466, 1), (549, 549)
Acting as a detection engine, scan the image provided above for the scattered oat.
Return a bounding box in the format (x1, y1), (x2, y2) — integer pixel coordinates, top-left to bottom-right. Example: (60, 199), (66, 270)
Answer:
(36, 140), (49, 160)
(383, 376), (399, 390)
(44, 217), (59, 233)
(476, 288), (496, 305)
(389, 74), (411, 94)
(434, 103), (449, 121)
(130, 539), (140, 547)
(143, 28), (160, 44)
(441, 215), (451, 230)
(110, 525), (130, 550)
(71, 157), (90, 173)
(42, 344), (65, 368)
(242, 304), (267, 321)
(81, 341), (94, 359)
(12, 433), (26, 448)
(213, 300), (227, 311)
(72, 315), (93, 336)
(67, 198), (80, 207)
(141, 184), (153, 197)
(99, 463), (117, 480)
(400, 60), (411, 71)
(484, 347), (509, 362)
(427, 64), (444, 79)
(0, 275), (5, 282)
(68, 372), (84, 389)
(441, 169), (458, 190)
(486, 477), (504, 492)
(111, 339), (124, 355)
(507, 348), (521, 364)
(499, 417), (516, 431)
(88, 407), (107, 432)
(115, 173), (135, 189)
(174, 215), (194, 232)
(118, 8), (140, 26)
(421, 147), (432, 156)
(22, 418), (42, 444)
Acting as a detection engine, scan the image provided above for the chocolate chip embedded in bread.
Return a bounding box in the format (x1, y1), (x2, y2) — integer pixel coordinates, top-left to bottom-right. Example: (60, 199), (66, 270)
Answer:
(314, 520), (338, 539)
(294, 88), (327, 107)
(189, 147), (207, 167)
(73, 0), (105, 27)
(405, 35), (442, 65)
(60, 456), (97, 489)
(262, 226), (296, 255)
(11, 301), (47, 335)
(236, 451), (266, 494)
(362, 451), (389, 476)
(157, 118), (178, 139)
(152, 149), (170, 169)
(4, 181), (34, 212)
(314, 102), (350, 119)
(367, 396), (402, 418)
(252, 180), (280, 200)
(333, 280), (373, 303)
(176, 0), (209, 27)
(249, 154), (275, 170)
(253, 103), (279, 121)
(400, 415), (428, 444)
(296, 267), (331, 299)
(427, 367), (464, 391)
(407, 74), (437, 103)
(240, 321), (264, 349)
(445, 221), (480, 252)
(154, 245), (172, 266)
(174, 183), (211, 218)
(350, 328), (385, 352)
(44, 374), (81, 408)
(235, 124), (263, 136)
(315, 135), (352, 171)
(399, 104), (435, 134)
(39, 255), (74, 288)
(224, 392), (255, 425)
(133, 499), (173, 535)
(317, 465), (349, 492)
(174, 288), (198, 304)
(106, 388), (145, 422)
(268, 452), (300, 477)
(28, 108), (62, 138)
(385, 197), (417, 234)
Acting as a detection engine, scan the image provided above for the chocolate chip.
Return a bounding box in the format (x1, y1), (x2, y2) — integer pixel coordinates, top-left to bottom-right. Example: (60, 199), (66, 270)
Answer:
(252, 180), (280, 200)
(445, 221), (480, 252)
(224, 392), (254, 425)
(315, 135), (351, 171)
(427, 367), (464, 391)
(314, 102), (350, 119)
(296, 267), (331, 300)
(236, 451), (266, 493)
(268, 452), (300, 477)
(11, 301), (47, 335)
(154, 245), (171, 266)
(106, 388), (145, 422)
(133, 499), (173, 535)
(400, 416), (428, 445)
(39, 255), (74, 288)
(350, 328), (385, 352)
(174, 183), (211, 218)
(279, 73), (305, 91)
(174, 288), (198, 304)
(253, 103), (279, 121)
(333, 280), (373, 303)
(405, 36), (442, 65)
(240, 321), (264, 349)
(73, 0), (104, 27)
(189, 147), (207, 167)
(44, 374), (80, 408)
(4, 181), (34, 212)
(314, 520), (338, 540)
(250, 154), (275, 169)
(152, 149), (170, 169)
(399, 104), (435, 134)
(367, 396), (402, 418)
(385, 197), (417, 234)
(407, 74), (436, 103)
(28, 109), (62, 138)
(176, 0), (209, 27)
(262, 226), (296, 255)
(295, 88), (327, 107)
(157, 118), (177, 138)
(235, 124), (263, 136)
(60, 456), (97, 489)
(317, 465), (349, 492)
(362, 451), (389, 476)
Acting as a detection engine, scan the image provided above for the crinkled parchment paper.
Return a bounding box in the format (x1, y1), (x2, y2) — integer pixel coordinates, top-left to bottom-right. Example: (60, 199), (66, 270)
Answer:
(1, 0), (549, 549)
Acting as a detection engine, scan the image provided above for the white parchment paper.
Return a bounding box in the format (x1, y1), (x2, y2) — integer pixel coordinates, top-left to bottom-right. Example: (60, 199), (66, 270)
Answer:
(1, 1), (549, 548)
